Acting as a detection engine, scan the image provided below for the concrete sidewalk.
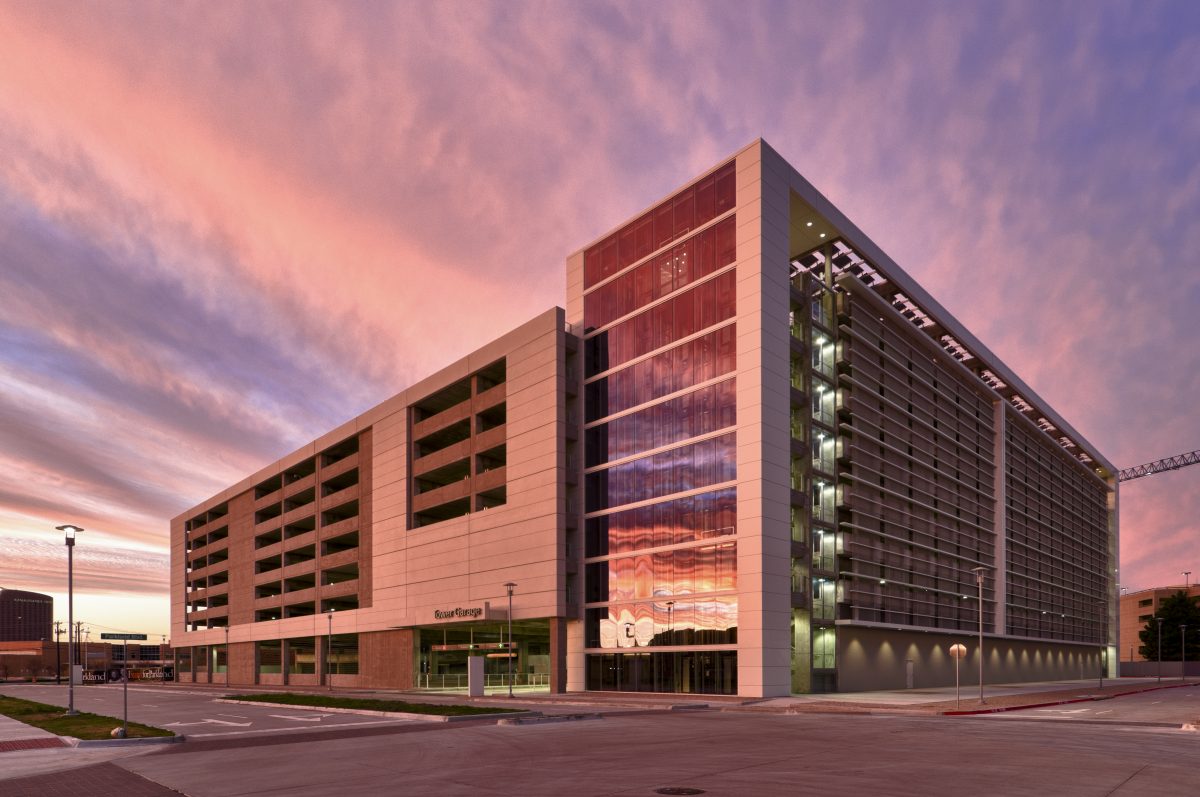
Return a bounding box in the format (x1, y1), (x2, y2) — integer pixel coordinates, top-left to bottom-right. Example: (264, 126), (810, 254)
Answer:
(138, 675), (1193, 716)
(0, 705), (168, 783)
(0, 713), (64, 753)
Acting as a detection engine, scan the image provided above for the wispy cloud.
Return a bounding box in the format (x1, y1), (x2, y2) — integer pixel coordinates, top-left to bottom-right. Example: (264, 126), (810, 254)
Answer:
(0, 1), (1197, 636)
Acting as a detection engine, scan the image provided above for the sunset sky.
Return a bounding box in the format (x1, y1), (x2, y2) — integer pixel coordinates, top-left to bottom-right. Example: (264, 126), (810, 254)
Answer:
(1, 1), (1197, 639)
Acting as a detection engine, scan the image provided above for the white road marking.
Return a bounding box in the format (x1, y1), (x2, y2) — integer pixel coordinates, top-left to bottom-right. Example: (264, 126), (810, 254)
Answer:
(164, 718), (253, 728)
(183, 719), (414, 738)
(268, 714), (329, 722)
(217, 713), (249, 718)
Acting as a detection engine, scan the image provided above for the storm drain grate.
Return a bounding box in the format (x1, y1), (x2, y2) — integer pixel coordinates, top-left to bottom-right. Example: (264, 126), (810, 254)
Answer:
(654, 789), (706, 795)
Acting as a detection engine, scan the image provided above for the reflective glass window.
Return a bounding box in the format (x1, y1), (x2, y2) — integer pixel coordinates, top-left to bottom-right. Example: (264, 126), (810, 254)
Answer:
(590, 596), (738, 650)
(585, 433), (736, 513)
(584, 325), (736, 422)
(585, 487), (736, 557)
(586, 379), (736, 467)
(583, 218), (737, 332)
(583, 161), (735, 290)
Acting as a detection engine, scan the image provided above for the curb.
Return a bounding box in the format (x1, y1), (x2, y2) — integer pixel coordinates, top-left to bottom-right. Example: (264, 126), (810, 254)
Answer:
(65, 734), (185, 748)
(497, 713), (601, 726)
(942, 681), (1200, 716)
(214, 698), (530, 723)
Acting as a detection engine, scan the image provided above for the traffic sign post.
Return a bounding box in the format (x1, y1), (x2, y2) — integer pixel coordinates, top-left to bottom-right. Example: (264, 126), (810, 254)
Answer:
(101, 633), (146, 738)
(950, 643), (968, 709)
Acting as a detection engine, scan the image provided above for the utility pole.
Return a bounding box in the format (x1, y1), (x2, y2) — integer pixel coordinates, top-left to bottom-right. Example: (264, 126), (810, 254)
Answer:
(53, 621), (63, 685)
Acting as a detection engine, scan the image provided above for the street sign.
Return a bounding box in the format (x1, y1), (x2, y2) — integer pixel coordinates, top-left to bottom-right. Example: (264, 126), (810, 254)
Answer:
(100, 633), (147, 641)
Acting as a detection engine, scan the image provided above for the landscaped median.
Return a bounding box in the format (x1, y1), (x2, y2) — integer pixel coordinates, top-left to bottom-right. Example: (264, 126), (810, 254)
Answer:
(0, 694), (176, 742)
(220, 693), (530, 722)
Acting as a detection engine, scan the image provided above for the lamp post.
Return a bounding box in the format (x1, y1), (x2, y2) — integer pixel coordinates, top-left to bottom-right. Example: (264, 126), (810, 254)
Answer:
(1156, 617), (1163, 683)
(56, 524), (83, 715)
(666, 600), (675, 644)
(1185, 572), (1192, 590)
(326, 608), (335, 691)
(972, 566), (989, 704)
(504, 582), (516, 698)
(224, 626), (230, 686)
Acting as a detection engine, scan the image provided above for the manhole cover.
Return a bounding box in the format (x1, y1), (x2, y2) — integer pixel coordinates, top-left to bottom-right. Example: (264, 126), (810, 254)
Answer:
(654, 789), (705, 795)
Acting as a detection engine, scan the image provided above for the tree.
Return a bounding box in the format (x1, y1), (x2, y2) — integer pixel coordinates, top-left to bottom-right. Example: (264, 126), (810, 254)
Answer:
(1138, 591), (1200, 661)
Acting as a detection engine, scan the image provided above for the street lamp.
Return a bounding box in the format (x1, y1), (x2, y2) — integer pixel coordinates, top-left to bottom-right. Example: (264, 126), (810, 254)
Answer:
(504, 582), (516, 699)
(1185, 572), (1192, 590)
(56, 524), (83, 715)
(666, 600), (675, 643)
(326, 608), (335, 691)
(972, 566), (989, 704)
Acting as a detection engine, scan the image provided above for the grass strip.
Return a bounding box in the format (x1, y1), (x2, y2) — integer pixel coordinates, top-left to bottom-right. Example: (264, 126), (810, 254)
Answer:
(0, 695), (175, 740)
(225, 693), (523, 716)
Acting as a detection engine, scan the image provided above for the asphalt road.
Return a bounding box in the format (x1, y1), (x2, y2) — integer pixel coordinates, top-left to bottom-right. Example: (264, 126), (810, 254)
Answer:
(3, 686), (1200, 795)
(0, 683), (420, 738)
(113, 709), (1200, 796)
(981, 684), (1200, 726)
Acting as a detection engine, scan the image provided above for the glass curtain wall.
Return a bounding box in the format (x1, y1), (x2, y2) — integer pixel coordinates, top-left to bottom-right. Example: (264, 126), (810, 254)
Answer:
(582, 161), (738, 694)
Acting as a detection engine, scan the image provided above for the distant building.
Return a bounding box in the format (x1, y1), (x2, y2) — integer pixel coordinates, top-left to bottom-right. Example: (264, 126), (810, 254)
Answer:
(171, 140), (1118, 695)
(0, 639), (173, 681)
(1119, 585), (1200, 662)
(0, 588), (52, 642)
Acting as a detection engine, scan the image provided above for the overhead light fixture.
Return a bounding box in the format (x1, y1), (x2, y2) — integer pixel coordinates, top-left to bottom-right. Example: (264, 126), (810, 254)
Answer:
(806, 221), (813, 227)
(819, 233), (826, 238)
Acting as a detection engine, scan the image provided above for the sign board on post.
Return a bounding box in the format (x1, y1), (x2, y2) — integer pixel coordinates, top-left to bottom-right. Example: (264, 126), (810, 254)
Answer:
(949, 643), (968, 707)
(99, 633), (144, 739)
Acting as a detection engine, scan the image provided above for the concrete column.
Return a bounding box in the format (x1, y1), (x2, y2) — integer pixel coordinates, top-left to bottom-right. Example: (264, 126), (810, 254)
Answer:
(467, 656), (485, 697)
(549, 617), (568, 693)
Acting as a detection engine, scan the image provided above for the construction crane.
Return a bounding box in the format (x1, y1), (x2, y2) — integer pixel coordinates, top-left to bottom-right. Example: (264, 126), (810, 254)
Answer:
(1117, 450), (1200, 482)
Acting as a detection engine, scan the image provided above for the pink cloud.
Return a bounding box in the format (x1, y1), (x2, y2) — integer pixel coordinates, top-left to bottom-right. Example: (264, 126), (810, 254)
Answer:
(0, 1), (1196, 629)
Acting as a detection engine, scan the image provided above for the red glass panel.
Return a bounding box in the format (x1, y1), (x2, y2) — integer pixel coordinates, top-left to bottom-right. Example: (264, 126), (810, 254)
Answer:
(715, 216), (736, 266)
(694, 175), (716, 227)
(654, 202), (674, 250)
(618, 224), (636, 269)
(633, 260), (655, 309)
(635, 217), (654, 261)
(583, 161), (733, 291)
(673, 191), (694, 239)
(715, 162), (736, 214)
(696, 226), (716, 278)
(715, 270), (736, 317)
(584, 215), (736, 330)
(601, 237), (619, 281)
(655, 252), (673, 299)
(652, 301), (673, 352)
(584, 244), (602, 287)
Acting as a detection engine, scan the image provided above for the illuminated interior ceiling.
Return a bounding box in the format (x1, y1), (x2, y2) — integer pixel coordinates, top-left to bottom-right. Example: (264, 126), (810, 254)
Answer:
(788, 191), (838, 256)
